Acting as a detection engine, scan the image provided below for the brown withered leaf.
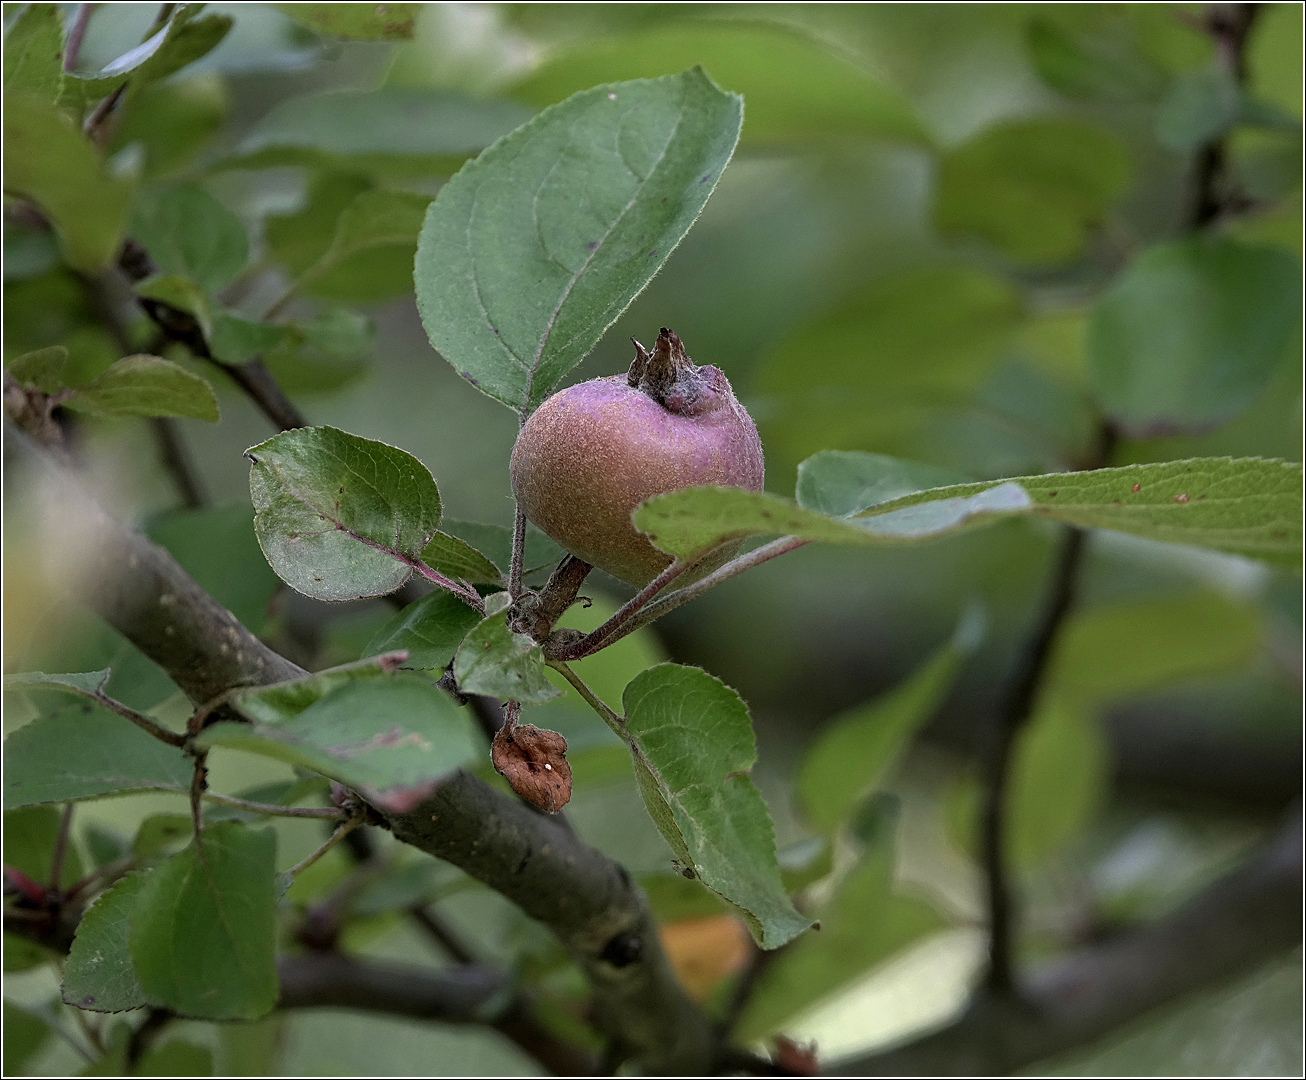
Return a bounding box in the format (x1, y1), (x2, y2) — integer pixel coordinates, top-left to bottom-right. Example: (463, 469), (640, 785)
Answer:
(491, 723), (572, 813)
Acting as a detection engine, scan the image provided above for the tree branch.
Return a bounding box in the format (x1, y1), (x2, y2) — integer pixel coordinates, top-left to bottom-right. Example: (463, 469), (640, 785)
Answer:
(4, 422), (718, 1074)
(832, 808), (1303, 1076)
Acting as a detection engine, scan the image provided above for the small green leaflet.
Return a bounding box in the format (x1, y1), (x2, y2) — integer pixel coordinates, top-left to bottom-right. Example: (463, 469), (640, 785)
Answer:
(231, 654), (405, 722)
(203, 672), (481, 813)
(134, 274), (212, 338)
(453, 612), (560, 704)
(366, 591), (484, 671)
(129, 823), (278, 1021)
(4, 669), (112, 697)
(416, 69), (742, 413)
(289, 189), (431, 299)
(63, 871), (151, 1013)
(2, 3), (64, 105)
(247, 426), (442, 601)
(795, 451), (968, 518)
(622, 664), (812, 949)
(6, 346), (68, 393)
(635, 456), (1303, 568)
(64, 355), (220, 423)
(419, 531), (505, 587)
(3, 701), (191, 809)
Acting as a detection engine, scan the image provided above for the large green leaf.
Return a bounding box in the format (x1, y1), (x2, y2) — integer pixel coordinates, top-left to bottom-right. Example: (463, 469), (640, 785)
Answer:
(247, 426), (442, 602)
(418, 531), (506, 588)
(415, 69), (742, 413)
(63, 870), (151, 1013)
(1087, 237), (1301, 435)
(3, 702), (191, 809)
(934, 118), (1132, 264)
(739, 809), (945, 1038)
(65, 355), (220, 422)
(201, 673), (481, 813)
(131, 185), (248, 292)
(453, 611), (560, 704)
(1024, 16), (1165, 103)
(230, 89), (532, 173)
(438, 519), (564, 580)
(107, 75), (227, 180)
(2, 3), (64, 104)
(6, 345), (69, 394)
(272, 3), (418, 40)
(366, 591), (484, 671)
(229, 655), (405, 723)
(2, 96), (133, 272)
(798, 634), (969, 834)
(795, 451), (969, 517)
(4, 669), (112, 698)
(129, 823), (278, 1021)
(634, 456), (1303, 567)
(621, 664), (811, 948)
(509, 23), (925, 146)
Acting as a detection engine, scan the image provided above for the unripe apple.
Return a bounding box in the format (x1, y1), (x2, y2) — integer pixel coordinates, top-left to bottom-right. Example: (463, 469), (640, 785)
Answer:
(510, 329), (764, 587)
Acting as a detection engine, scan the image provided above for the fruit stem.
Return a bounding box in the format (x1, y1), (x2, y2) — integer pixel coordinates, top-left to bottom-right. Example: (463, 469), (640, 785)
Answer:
(547, 660), (626, 739)
(509, 504), (528, 598)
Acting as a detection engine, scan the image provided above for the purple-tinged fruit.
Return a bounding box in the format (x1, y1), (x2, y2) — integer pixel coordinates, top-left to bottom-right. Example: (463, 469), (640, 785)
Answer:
(510, 329), (764, 586)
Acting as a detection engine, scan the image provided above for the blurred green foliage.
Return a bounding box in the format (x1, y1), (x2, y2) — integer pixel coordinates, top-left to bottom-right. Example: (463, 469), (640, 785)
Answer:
(3, 3), (1300, 1076)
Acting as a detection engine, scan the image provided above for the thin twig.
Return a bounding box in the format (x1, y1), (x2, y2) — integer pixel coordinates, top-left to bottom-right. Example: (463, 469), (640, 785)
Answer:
(149, 417), (206, 509)
(92, 690), (187, 747)
(48, 804), (75, 892)
(63, 4), (96, 71)
(285, 816), (365, 879)
(410, 905), (480, 965)
(202, 792), (346, 820)
(188, 752), (208, 844)
(546, 661), (625, 738)
(551, 536), (808, 661)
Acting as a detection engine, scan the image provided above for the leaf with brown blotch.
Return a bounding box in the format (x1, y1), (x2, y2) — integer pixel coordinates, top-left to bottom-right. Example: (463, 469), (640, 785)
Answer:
(491, 723), (572, 813)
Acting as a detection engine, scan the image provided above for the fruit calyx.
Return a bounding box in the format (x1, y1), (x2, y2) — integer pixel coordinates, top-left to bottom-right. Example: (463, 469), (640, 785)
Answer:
(627, 327), (721, 416)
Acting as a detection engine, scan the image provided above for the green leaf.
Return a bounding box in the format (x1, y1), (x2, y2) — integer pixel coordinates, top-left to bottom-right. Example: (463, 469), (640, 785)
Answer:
(230, 89), (532, 174)
(739, 806), (945, 1038)
(272, 2), (419, 40)
(131, 185), (248, 292)
(147, 505), (281, 632)
(1007, 698), (1109, 866)
(1025, 17), (1164, 102)
(289, 189), (431, 303)
(63, 870), (151, 1013)
(797, 634), (970, 834)
(439, 519), (564, 580)
(6, 345), (68, 393)
(260, 310), (371, 394)
(246, 426), (442, 602)
(2, 806), (84, 889)
(61, 5), (233, 111)
(133, 814), (195, 860)
(3, 1000), (52, 1074)
(419, 531), (506, 587)
(795, 451), (968, 518)
(636, 456), (1304, 568)
(509, 23), (925, 146)
(65, 354), (220, 422)
(229, 655), (406, 723)
(2, 3), (64, 104)
(3, 702), (191, 809)
(935, 119), (1132, 264)
(136, 1040), (214, 1077)
(134, 274), (212, 338)
(265, 173), (370, 276)
(2, 96), (133, 272)
(201, 673), (481, 813)
(416, 68), (742, 413)
(1087, 237), (1301, 435)
(4, 669), (111, 697)
(1048, 591), (1262, 704)
(621, 664), (811, 948)
(365, 590), (484, 671)
(129, 822), (278, 1021)
(107, 75), (228, 180)
(453, 612), (560, 704)
(1156, 64), (1248, 151)
(756, 267), (1023, 468)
